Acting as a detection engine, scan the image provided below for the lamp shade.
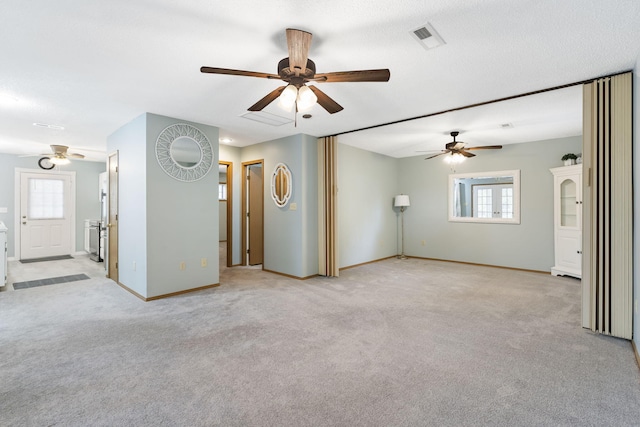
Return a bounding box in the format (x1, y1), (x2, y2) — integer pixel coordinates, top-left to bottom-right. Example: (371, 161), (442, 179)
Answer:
(278, 84), (298, 111)
(296, 85), (317, 111)
(394, 194), (410, 207)
(50, 156), (70, 165)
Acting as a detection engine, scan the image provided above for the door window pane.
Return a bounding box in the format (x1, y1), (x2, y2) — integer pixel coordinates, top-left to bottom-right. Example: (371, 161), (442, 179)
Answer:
(476, 188), (493, 218)
(501, 187), (513, 218)
(28, 178), (64, 219)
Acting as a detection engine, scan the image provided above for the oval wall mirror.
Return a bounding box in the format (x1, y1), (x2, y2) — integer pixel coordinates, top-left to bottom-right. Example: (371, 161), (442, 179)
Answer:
(170, 136), (202, 168)
(271, 163), (292, 207)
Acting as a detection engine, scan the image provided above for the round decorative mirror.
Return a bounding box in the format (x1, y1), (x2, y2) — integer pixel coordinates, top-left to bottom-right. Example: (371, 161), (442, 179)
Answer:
(271, 163), (292, 207)
(155, 123), (214, 182)
(170, 136), (202, 168)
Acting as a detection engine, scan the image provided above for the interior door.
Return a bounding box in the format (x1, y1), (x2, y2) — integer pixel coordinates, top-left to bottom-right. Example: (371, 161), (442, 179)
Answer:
(246, 163), (263, 265)
(107, 152), (119, 282)
(20, 172), (73, 260)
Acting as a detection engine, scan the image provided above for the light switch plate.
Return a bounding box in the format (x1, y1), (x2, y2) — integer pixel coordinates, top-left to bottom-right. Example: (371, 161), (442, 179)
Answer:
(0, 207), (7, 213)
(289, 203), (297, 211)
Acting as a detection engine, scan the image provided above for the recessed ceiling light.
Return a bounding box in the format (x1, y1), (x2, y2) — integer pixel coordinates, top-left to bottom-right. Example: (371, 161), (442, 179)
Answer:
(33, 122), (65, 130)
(219, 137), (233, 144)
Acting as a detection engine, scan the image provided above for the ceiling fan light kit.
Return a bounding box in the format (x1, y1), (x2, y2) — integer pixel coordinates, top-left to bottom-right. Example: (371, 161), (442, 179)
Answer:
(50, 155), (70, 165)
(201, 28), (390, 119)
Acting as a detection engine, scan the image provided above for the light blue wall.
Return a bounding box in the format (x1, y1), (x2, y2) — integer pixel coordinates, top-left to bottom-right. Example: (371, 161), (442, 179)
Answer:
(145, 114), (219, 298)
(219, 144), (242, 265)
(106, 113), (219, 298)
(0, 153), (105, 258)
(240, 134), (318, 278)
(338, 144), (399, 268)
(397, 136), (582, 271)
(107, 114), (148, 296)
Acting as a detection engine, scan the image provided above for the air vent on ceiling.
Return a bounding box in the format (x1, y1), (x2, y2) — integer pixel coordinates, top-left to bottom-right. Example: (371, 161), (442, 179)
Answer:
(239, 111), (293, 126)
(500, 123), (514, 129)
(410, 22), (445, 51)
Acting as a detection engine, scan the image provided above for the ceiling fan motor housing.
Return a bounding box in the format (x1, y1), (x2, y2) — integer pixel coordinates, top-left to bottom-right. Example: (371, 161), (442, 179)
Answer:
(278, 58), (316, 83)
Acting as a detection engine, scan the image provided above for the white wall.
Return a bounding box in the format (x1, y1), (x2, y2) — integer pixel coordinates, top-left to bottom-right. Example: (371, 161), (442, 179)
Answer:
(0, 153), (105, 258)
(397, 136), (581, 271)
(338, 144), (399, 268)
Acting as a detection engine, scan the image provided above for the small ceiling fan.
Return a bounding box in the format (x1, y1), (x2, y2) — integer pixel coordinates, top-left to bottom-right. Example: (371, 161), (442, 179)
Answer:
(425, 132), (502, 160)
(21, 145), (86, 168)
(200, 28), (391, 114)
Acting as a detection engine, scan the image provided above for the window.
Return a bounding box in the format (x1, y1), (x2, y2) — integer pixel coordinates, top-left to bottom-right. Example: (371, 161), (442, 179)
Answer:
(28, 178), (65, 219)
(219, 183), (227, 201)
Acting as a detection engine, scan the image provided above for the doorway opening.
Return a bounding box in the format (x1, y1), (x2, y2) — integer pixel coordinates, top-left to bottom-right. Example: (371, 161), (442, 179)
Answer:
(242, 160), (263, 266)
(219, 161), (232, 268)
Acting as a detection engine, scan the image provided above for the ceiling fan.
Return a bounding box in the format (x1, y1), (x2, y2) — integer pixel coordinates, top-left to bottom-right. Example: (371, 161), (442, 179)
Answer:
(21, 145), (86, 168)
(200, 28), (391, 114)
(425, 132), (502, 161)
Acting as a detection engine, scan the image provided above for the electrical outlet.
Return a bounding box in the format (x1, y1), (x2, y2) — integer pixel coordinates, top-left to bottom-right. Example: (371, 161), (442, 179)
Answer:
(289, 202), (297, 211)
(421, 240), (426, 246)
(201, 258), (207, 267)
(180, 262), (186, 271)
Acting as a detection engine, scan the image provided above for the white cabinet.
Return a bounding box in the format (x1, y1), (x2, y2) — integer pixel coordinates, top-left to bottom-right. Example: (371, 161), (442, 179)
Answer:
(0, 221), (7, 287)
(550, 165), (582, 278)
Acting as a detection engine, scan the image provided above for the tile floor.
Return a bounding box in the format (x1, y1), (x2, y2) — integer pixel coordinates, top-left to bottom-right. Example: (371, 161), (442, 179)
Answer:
(3, 243), (231, 292)
(2, 253), (107, 292)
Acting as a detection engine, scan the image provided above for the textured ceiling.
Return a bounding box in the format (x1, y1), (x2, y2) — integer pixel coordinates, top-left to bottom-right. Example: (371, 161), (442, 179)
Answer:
(0, 0), (639, 162)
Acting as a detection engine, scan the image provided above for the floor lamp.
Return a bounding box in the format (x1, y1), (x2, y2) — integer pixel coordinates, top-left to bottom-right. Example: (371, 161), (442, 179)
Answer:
(395, 194), (410, 259)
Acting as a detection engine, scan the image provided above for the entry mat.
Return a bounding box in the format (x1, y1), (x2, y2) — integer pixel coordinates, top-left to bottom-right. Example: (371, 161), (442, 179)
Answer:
(20, 255), (74, 264)
(13, 274), (90, 290)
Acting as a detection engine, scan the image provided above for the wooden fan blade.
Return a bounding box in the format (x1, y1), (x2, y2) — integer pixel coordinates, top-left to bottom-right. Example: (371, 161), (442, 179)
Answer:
(458, 150), (476, 158)
(425, 151), (449, 160)
(200, 67), (280, 79)
(68, 153), (85, 159)
(314, 69), (390, 83)
(308, 85), (343, 114)
(248, 86), (286, 111)
(286, 29), (312, 74)
(464, 145), (503, 150)
(50, 144), (68, 154)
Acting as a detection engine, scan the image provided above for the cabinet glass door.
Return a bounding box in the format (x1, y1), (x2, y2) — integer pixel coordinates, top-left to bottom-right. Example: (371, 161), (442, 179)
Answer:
(560, 178), (577, 227)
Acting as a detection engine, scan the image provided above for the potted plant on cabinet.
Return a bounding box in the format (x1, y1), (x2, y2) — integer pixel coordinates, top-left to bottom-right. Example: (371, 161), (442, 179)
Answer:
(561, 153), (578, 166)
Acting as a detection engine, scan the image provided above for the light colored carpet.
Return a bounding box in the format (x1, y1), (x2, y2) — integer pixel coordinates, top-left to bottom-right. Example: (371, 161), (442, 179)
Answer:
(1, 258), (639, 426)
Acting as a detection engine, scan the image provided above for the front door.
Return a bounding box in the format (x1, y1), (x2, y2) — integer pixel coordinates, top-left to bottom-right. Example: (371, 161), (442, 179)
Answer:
(19, 171), (74, 260)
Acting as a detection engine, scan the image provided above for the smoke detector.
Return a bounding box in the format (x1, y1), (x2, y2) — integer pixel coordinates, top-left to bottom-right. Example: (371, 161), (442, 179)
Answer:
(410, 22), (445, 51)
